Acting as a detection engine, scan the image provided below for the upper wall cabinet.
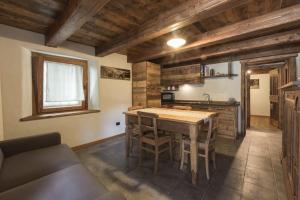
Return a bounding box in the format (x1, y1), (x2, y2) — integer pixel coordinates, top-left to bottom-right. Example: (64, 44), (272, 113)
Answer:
(132, 61), (161, 108)
(161, 65), (203, 86)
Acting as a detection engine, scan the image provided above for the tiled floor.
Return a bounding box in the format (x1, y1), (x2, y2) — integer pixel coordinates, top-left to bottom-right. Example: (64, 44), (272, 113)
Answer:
(76, 128), (287, 200)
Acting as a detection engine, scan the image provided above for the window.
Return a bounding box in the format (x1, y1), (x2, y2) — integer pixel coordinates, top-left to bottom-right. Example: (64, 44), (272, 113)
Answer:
(32, 52), (88, 114)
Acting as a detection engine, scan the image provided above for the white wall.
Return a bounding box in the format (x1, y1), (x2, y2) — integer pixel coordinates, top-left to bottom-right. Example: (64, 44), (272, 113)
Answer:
(0, 25), (132, 147)
(250, 74), (270, 116)
(174, 62), (241, 101)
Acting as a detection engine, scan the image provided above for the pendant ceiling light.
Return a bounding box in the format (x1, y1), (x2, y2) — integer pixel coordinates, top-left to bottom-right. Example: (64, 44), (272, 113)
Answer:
(167, 38), (186, 48)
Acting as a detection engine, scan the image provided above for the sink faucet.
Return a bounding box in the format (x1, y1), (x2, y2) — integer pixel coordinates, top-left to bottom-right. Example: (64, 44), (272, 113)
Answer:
(203, 93), (211, 104)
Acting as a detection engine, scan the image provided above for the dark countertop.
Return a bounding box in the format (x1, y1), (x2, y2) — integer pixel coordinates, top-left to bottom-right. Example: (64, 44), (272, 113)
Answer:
(162, 100), (240, 107)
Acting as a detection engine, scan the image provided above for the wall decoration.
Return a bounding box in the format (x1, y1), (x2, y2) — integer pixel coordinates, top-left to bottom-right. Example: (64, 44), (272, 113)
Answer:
(250, 79), (259, 89)
(101, 66), (130, 80)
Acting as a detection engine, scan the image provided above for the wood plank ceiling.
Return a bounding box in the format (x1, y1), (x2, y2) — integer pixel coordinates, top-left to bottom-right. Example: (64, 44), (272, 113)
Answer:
(0, 0), (300, 67)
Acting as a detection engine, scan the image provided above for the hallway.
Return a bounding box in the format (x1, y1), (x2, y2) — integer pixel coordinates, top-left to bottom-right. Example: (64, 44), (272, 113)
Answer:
(250, 116), (281, 133)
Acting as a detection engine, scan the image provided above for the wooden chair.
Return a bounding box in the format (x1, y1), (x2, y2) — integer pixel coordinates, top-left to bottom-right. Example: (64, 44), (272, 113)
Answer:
(128, 105), (145, 111)
(180, 117), (217, 180)
(171, 105), (192, 159)
(172, 105), (192, 110)
(138, 111), (173, 174)
(127, 106), (145, 154)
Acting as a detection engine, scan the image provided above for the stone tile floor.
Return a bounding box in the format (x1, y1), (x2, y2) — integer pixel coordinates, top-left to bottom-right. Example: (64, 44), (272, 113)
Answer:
(76, 129), (287, 200)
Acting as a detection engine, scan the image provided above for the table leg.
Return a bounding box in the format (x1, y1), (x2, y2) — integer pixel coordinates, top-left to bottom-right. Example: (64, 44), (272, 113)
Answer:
(190, 123), (199, 185)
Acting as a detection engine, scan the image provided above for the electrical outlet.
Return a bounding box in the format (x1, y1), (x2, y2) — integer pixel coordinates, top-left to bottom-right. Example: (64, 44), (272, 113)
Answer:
(116, 122), (120, 126)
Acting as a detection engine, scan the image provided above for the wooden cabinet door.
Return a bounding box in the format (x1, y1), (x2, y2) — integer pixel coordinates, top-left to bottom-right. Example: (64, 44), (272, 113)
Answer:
(161, 64), (203, 86)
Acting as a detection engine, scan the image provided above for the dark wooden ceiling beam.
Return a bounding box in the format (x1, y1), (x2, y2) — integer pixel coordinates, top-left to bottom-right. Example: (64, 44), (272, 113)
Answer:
(159, 28), (300, 65)
(46, 0), (111, 47)
(247, 62), (286, 69)
(245, 53), (298, 65)
(95, 0), (251, 56)
(130, 4), (300, 63)
(162, 45), (300, 67)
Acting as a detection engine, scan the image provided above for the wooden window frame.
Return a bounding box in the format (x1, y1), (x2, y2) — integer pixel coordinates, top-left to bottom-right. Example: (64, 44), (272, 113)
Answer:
(32, 52), (88, 114)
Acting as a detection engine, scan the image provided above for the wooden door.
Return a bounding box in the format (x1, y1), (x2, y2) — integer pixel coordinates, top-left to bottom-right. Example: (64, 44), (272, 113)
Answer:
(270, 69), (279, 127)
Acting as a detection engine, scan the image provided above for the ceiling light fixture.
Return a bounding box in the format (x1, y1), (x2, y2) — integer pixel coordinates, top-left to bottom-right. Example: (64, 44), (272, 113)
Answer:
(167, 38), (186, 48)
(247, 70), (252, 74)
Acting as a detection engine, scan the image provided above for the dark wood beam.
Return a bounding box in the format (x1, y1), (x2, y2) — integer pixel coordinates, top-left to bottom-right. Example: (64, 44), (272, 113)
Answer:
(162, 45), (300, 67)
(130, 4), (300, 63)
(95, 0), (251, 56)
(247, 62), (286, 69)
(251, 68), (275, 74)
(245, 53), (298, 65)
(159, 28), (300, 65)
(46, 0), (111, 47)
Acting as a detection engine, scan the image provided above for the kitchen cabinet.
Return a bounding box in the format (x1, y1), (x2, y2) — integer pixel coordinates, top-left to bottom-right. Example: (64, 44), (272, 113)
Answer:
(132, 61), (161, 107)
(161, 64), (203, 86)
(163, 101), (239, 139)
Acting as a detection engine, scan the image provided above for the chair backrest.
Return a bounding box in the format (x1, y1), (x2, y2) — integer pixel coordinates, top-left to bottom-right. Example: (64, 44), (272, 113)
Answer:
(128, 106), (145, 111)
(137, 111), (159, 139)
(204, 116), (218, 144)
(172, 105), (192, 110)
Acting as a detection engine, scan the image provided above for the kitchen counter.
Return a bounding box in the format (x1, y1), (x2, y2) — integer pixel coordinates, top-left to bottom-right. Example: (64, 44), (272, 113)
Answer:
(162, 100), (240, 107)
(162, 100), (239, 139)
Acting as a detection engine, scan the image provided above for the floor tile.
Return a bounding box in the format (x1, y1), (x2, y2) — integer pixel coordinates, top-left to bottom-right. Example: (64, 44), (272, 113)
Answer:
(76, 127), (287, 200)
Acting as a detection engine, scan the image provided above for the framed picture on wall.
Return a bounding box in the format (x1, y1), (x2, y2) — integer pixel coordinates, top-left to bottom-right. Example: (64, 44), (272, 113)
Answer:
(250, 79), (259, 89)
(101, 66), (130, 81)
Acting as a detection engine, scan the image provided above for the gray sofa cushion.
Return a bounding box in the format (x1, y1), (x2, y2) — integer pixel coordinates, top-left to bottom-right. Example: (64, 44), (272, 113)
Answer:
(0, 144), (80, 192)
(0, 164), (112, 200)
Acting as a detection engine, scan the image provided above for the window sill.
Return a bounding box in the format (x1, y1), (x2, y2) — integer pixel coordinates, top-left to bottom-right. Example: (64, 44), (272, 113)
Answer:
(20, 110), (100, 122)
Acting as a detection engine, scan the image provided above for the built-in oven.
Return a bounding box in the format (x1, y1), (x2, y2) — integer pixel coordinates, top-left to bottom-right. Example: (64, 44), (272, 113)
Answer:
(161, 92), (175, 103)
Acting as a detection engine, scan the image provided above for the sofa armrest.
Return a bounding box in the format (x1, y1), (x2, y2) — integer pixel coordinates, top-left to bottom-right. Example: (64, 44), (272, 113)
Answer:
(0, 132), (61, 157)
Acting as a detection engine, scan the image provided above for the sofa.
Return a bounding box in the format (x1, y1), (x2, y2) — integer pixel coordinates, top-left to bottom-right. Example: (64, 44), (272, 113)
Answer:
(0, 132), (125, 200)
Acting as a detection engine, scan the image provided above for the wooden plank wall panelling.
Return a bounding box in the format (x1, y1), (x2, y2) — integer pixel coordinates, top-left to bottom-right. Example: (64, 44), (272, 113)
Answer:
(210, 106), (238, 139)
(282, 88), (300, 200)
(132, 62), (147, 107)
(161, 64), (203, 86)
(146, 62), (161, 107)
(132, 61), (161, 107)
(240, 62), (246, 135)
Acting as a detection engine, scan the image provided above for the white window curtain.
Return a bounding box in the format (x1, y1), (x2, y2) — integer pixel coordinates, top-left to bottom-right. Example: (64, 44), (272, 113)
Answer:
(43, 61), (85, 104)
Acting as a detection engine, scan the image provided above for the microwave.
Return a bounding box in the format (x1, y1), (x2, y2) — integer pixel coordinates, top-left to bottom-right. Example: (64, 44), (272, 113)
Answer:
(161, 92), (175, 102)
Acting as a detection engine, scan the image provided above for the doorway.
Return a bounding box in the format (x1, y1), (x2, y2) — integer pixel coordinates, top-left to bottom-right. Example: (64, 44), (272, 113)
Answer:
(248, 68), (279, 132)
(240, 53), (298, 134)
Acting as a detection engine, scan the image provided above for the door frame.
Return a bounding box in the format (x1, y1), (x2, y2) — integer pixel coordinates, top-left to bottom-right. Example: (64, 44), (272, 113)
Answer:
(240, 54), (297, 135)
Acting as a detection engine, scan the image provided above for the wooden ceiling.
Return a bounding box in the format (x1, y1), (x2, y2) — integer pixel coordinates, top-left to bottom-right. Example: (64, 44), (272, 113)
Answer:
(0, 0), (300, 66)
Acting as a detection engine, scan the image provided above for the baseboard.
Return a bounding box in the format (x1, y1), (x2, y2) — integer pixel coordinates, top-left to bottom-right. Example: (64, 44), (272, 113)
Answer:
(72, 133), (125, 151)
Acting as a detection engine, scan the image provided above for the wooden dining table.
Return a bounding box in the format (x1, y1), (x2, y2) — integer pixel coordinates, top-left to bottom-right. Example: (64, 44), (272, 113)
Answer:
(124, 107), (217, 185)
